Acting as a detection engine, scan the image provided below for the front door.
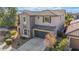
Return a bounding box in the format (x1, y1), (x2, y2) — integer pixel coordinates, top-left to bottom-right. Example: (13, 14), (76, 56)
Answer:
(23, 29), (30, 37)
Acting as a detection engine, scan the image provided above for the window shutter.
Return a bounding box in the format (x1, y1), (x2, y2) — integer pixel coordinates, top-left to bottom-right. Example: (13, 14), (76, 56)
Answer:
(43, 16), (44, 23)
(49, 16), (51, 23)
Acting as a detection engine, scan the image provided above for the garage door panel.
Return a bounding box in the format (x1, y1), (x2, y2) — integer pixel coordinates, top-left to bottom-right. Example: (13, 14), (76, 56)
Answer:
(34, 30), (48, 39)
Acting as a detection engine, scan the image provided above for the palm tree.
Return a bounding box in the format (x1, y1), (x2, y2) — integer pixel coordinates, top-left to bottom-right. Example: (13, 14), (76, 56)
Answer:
(64, 13), (74, 27)
(63, 13), (74, 34)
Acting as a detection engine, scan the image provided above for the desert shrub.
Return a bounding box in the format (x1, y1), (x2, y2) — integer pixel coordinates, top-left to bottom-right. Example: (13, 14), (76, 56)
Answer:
(10, 30), (17, 35)
(5, 39), (12, 45)
(10, 30), (18, 39)
(44, 33), (57, 50)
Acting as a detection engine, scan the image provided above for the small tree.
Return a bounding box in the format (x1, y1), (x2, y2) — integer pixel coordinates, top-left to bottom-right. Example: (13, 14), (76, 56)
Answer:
(0, 7), (17, 26)
(63, 13), (74, 35)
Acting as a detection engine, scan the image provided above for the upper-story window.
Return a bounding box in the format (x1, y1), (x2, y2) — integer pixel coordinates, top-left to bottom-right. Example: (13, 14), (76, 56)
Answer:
(37, 16), (40, 19)
(23, 17), (26, 21)
(23, 17), (27, 24)
(77, 15), (79, 19)
(43, 16), (51, 23)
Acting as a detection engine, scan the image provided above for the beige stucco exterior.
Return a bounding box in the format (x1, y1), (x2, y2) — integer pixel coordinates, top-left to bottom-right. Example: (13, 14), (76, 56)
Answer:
(18, 10), (65, 38)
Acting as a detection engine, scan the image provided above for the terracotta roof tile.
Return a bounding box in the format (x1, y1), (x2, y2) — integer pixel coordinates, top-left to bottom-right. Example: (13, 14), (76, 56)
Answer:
(66, 20), (79, 34)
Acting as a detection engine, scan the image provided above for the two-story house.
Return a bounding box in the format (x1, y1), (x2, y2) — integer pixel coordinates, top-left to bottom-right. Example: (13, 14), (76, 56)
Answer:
(18, 10), (65, 39)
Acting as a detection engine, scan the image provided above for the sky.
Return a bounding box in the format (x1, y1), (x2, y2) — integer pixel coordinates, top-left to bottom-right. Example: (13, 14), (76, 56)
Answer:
(18, 7), (79, 13)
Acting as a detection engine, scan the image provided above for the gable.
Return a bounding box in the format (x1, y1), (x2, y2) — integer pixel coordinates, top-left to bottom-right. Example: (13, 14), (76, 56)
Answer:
(68, 29), (79, 37)
(66, 22), (79, 34)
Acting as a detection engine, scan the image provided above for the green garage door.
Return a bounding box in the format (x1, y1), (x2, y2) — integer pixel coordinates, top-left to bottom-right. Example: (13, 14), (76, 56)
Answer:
(34, 30), (48, 39)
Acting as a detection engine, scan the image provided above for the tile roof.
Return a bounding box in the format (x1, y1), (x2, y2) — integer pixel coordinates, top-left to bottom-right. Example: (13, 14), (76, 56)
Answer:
(19, 10), (65, 16)
(66, 20), (79, 34)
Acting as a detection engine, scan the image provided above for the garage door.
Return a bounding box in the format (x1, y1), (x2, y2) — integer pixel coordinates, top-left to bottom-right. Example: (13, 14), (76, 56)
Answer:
(34, 30), (48, 39)
(70, 38), (79, 49)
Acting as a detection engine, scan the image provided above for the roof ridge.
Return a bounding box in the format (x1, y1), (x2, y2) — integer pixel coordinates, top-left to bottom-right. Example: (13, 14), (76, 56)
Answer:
(66, 28), (79, 35)
(70, 20), (79, 25)
(47, 10), (58, 16)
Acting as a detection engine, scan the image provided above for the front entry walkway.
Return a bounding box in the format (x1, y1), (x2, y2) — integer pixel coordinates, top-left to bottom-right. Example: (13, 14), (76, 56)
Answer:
(17, 38), (46, 51)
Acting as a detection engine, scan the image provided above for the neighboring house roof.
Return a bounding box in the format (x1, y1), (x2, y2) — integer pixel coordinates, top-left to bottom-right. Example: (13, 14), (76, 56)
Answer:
(68, 30), (79, 37)
(19, 10), (65, 16)
(70, 19), (79, 24)
(0, 28), (9, 31)
(66, 20), (79, 34)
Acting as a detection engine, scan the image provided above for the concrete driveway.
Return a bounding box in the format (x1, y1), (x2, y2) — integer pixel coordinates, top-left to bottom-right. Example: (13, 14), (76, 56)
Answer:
(17, 38), (46, 51)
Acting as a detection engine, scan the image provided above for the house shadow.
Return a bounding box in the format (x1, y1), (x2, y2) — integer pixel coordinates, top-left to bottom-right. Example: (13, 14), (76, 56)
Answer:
(72, 49), (79, 51)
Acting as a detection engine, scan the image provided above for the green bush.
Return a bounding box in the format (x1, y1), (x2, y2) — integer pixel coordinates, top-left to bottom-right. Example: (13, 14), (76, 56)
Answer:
(57, 30), (67, 38)
(55, 38), (68, 51)
(5, 39), (12, 45)
(10, 30), (17, 35)
(20, 36), (27, 40)
(57, 31), (63, 37)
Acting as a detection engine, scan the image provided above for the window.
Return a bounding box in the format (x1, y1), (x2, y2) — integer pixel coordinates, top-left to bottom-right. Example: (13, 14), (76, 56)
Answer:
(37, 16), (40, 19)
(77, 15), (79, 19)
(24, 29), (27, 35)
(18, 28), (20, 34)
(43, 16), (51, 23)
(23, 17), (26, 21)
(23, 17), (27, 24)
(23, 25), (27, 28)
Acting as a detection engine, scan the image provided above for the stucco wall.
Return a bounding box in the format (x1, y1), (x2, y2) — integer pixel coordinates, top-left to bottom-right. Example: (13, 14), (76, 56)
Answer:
(19, 14), (30, 37)
(70, 38), (79, 49)
(35, 16), (60, 26)
(35, 15), (65, 30)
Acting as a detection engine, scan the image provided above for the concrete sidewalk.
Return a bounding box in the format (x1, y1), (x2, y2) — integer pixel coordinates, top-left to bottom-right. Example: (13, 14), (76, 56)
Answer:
(17, 38), (46, 51)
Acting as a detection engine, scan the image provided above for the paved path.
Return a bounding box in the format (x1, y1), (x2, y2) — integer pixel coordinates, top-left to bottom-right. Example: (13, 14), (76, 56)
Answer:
(17, 38), (46, 51)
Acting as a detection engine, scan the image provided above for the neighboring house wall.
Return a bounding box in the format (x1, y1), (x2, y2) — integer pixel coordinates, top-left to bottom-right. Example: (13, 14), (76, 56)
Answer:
(67, 29), (79, 49)
(68, 30), (79, 36)
(67, 36), (79, 49)
(72, 14), (79, 19)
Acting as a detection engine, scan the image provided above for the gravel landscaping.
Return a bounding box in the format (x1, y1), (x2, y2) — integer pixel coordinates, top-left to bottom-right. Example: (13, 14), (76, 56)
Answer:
(12, 37), (29, 49)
